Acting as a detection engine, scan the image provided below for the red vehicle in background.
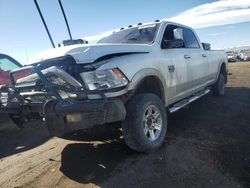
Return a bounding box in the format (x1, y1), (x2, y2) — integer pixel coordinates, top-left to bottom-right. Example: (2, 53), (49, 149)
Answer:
(0, 53), (22, 86)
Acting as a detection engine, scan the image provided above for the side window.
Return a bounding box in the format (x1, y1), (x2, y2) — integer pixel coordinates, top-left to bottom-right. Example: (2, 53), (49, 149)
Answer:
(161, 25), (185, 49)
(0, 57), (20, 72)
(183, 28), (200, 48)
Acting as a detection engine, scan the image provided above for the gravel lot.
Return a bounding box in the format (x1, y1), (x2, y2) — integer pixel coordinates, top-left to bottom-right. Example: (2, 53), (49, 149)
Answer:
(0, 62), (249, 188)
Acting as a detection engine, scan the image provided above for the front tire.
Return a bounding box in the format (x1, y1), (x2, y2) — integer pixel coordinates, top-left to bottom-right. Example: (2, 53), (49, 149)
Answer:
(122, 94), (167, 152)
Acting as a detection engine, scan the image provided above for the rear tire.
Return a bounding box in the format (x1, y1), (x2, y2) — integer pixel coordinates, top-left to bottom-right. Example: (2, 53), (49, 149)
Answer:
(122, 94), (167, 152)
(213, 71), (226, 96)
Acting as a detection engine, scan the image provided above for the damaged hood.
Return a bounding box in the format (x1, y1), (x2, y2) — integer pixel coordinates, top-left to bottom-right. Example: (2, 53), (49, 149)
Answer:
(32, 43), (151, 64)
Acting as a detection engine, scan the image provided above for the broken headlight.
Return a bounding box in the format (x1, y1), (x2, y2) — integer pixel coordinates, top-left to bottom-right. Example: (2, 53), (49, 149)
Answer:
(80, 68), (128, 90)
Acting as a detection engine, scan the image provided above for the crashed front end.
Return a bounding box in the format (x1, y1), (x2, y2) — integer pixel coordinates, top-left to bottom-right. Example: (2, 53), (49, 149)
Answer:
(0, 55), (126, 136)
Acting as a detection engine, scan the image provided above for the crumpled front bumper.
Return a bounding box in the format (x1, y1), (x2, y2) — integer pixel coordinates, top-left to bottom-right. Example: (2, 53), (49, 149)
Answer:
(0, 65), (126, 136)
(0, 96), (126, 136)
(45, 98), (126, 136)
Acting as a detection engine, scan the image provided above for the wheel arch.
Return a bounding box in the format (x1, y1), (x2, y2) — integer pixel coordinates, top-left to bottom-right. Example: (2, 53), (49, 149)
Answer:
(217, 61), (227, 83)
(127, 68), (168, 105)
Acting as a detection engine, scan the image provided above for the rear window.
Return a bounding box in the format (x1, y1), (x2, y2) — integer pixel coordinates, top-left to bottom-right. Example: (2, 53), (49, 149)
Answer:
(183, 28), (200, 48)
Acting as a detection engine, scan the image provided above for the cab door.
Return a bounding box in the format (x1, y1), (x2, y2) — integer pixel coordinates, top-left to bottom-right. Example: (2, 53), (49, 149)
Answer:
(159, 24), (190, 104)
(182, 28), (209, 91)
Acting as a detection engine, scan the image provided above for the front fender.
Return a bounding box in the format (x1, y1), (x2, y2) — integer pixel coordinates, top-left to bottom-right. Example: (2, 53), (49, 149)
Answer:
(128, 68), (168, 105)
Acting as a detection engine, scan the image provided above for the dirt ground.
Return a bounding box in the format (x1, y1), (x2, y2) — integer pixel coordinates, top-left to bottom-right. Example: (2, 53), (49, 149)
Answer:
(0, 62), (250, 188)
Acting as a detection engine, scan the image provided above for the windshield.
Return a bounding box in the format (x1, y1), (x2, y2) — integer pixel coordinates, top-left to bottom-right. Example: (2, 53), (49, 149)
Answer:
(98, 23), (160, 44)
(0, 56), (20, 72)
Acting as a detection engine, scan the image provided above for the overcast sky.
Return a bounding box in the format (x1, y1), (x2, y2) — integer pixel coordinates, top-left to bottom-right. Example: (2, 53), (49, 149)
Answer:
(0, 0), (250, 64)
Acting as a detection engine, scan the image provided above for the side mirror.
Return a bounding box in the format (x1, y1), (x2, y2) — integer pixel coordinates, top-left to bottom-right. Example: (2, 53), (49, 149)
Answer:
(202, 43), (211, 50)
(162, 39), (184, 49)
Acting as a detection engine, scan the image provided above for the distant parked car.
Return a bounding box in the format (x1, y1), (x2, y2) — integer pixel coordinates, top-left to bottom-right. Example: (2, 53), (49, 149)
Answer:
(226, 51), (237, 62)
(239, 50), (250, 61)
(0, 53), (22, 86)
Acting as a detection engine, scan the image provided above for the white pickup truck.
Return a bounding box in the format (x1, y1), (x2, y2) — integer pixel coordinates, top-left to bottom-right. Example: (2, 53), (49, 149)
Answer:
(0, 20), (227, 152)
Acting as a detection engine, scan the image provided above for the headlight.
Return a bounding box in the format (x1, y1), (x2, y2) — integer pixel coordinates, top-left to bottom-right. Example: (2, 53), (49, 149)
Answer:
(80, 68), (128, 90)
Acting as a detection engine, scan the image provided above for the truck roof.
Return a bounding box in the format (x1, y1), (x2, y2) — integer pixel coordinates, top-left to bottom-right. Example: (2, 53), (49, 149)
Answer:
(116, 20), (193, 32)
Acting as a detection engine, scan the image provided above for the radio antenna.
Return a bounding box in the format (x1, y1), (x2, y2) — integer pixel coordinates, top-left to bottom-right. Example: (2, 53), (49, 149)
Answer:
(58, 0), (73, 44)
(34, 0), (55, 48)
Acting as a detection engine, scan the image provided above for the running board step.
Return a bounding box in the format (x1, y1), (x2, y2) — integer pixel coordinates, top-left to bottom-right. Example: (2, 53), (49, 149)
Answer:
(169, 89), (210, 113)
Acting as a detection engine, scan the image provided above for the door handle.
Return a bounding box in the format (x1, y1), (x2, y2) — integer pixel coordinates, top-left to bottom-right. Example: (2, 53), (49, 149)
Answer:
(202, 54), (207, 57)
(184, 55), (191, 59)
